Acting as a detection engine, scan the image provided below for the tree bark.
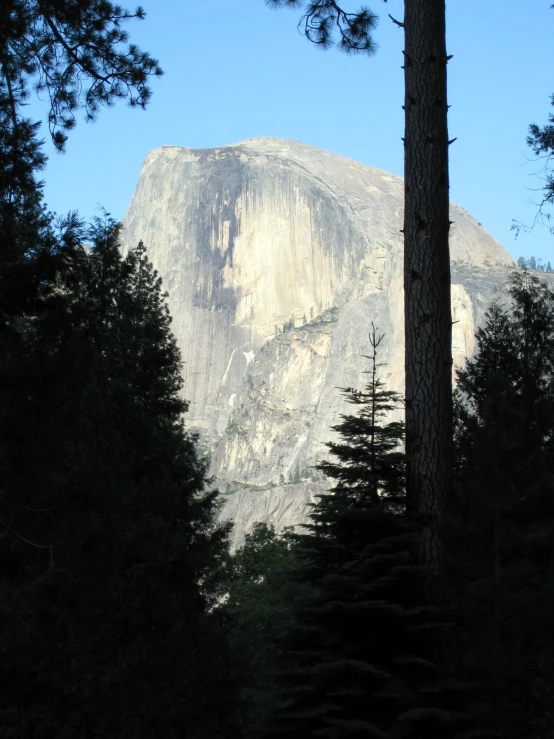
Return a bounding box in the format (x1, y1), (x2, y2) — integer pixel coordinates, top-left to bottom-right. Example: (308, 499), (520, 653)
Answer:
(403, 0), (453, 608)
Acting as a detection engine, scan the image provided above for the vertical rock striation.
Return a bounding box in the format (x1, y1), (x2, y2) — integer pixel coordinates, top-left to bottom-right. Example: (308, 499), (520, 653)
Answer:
(121, 137), (514, 548)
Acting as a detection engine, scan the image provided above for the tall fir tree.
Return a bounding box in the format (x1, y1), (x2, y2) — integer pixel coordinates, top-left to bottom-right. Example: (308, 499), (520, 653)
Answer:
(0, 11), (239, 734)
(0, 219), (238, 738)
(448, 270), (554, 738)
(268, 0), (453, 616)
(223, 522), (304, 737)
(315, 324), (406, 514)
(256, 326), (474, 739)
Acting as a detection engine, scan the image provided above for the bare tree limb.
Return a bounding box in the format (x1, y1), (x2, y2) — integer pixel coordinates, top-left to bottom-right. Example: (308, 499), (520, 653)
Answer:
(388, 13), (404, 28)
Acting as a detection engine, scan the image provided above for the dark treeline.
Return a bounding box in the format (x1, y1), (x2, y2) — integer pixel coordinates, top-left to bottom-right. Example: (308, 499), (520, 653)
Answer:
(1, 1), (554, 738)
(0, 3), (236, 736)
(227, 271), (554, 739)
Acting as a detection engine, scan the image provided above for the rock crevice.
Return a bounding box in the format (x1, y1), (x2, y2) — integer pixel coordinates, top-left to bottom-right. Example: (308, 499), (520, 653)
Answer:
(122, 137), (515, 548)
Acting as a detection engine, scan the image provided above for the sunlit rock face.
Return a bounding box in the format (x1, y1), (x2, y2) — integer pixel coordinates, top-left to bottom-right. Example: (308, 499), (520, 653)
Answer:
(121, 137), (515, 548)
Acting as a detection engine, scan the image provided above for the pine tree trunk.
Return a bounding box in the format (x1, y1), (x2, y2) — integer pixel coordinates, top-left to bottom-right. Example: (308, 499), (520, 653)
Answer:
(403, 0), (453, 611)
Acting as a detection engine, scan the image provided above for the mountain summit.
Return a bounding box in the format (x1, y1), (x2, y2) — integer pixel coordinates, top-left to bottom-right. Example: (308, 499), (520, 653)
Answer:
(122, 138), (514, 547)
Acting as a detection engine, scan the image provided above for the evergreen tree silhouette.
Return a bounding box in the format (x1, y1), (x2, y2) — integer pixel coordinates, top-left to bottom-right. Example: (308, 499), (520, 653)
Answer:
(257, 326), (475, 739)
(268, 0), (454, 622)
(315, 324), (405, 514)
(449, 270), (554, 737)
(0, 8), (238, 735)
(0, 220), (237, 738)
(224, 523), (303, 737)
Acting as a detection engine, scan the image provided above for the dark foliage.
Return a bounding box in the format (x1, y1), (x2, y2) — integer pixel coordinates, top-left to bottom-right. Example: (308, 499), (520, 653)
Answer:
(449, 270), (554, 737)
(315, 323), (405, 514)
(0, 220), (237, 738)
(0, 0), (162, 333)
(223, 523), (305, 737)
(0, 128), (56, 338)
(0, 0), (162, 150)
(253, 327), (474, 739)
(0, 8), (241, 734)
(265, 0), (379, 55)
(267, 0), (455, 615)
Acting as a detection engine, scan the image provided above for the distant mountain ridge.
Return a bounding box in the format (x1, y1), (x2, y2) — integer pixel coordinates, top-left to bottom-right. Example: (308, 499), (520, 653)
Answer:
(121, 137), (515, 548)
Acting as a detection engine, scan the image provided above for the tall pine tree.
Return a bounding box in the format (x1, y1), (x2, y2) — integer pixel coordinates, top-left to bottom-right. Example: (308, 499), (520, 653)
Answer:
(448, 271), (554, 738)
(223, 522), (304, 737)
(0, 12), (238, 734)
(267, 0), (454, 617)
(0, 219), (238, 738)
(257, 326), (474, 739)
(315, 324), (406, 514)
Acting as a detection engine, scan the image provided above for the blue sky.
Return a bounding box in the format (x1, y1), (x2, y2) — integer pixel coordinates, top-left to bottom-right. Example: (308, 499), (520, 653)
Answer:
(28, 0), (553, 264)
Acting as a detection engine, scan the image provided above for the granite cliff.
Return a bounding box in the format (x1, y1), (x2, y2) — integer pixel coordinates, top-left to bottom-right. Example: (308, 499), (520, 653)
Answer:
(121, 137), (515, 548)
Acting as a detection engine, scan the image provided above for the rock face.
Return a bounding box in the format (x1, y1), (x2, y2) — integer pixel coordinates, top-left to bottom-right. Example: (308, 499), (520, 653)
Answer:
(121, 137), (515, 549)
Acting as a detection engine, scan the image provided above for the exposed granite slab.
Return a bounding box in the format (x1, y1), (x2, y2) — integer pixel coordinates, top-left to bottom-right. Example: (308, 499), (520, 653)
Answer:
(121, 137), (515, 549)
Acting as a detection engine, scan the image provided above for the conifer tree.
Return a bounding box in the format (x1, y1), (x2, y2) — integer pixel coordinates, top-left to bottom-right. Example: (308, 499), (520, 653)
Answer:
(316, 324), (406, 514)
(0, 219), (237, 738)
(267, 0), (453, 619)
(0, 11), (238, 733)
(257, 326), (474, 739)
(0, 0), (162, 328)
(449, 271), (554, 737)
(223, 523), (303, 737)
(0, 111), (56, 332)
(0, 0), (162, 151)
